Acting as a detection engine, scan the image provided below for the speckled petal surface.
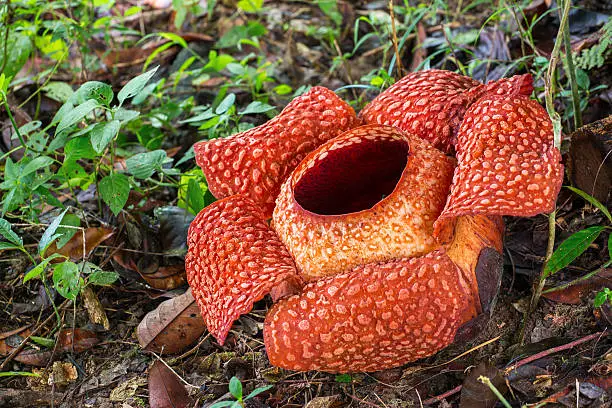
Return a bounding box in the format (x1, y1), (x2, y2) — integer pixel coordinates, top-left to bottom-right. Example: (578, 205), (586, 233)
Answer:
(263, 250), (468, 373)
(434, 94), (563, 231)
(185, 195), (300, 345)
(358, 70), (481, 152)
(194, 87), (359, 217)
(273, 125), (455, 280)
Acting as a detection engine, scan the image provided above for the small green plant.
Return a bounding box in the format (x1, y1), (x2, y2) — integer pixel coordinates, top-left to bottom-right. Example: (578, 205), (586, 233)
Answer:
(209, 377), (272, 408)
(594, 288), (612, 308)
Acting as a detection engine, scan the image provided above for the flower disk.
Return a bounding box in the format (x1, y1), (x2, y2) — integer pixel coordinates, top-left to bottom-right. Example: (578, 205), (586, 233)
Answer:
(273, 125), (456, 279)
(264, 250), (468, 373)
(185, 195), (300, 345)
(194, 87), (359, 217)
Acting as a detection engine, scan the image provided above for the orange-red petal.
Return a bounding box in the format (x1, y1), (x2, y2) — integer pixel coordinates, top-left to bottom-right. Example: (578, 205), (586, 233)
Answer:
(434, 94), (563, 234)
(263, 250), (468, 373)
(273, 125), (455, 279)
(359, 70), (481, 153)
(185, 195), (300, 345)
(194, 87), (359, 218)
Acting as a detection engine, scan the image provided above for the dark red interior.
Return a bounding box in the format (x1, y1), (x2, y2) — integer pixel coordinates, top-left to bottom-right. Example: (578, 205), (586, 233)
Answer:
(293, 137), (409, 215)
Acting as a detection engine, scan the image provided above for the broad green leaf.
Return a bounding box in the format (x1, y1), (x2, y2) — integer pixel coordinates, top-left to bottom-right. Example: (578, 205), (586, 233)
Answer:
(186, 178), (205, 214)
(51, 101), (74, 125)
(99, 173), (130, 215)
(65, 135), (97, 160)
(273, 84), (292, 95)
(125, 150), (168, 179)
(594, 288), (611, 308)
(55, 214), (81, 249)
(215, 93), (235, 115)
(114, 108), (140, 123)
(0, 242), (21, 250)
(22, 156), (54, 177)
(0, 32), (33, 79)
(88, 270), (119, 286)
(71, 81), (114, 106)
(204, 51), (235, 72)
(90, 120), (120, 153)
(335, 374), (352, 383)
(118, 66), (159, 106)
(23, 254), (64, 282)
(566, 186), (612, 222)
(244, 385), (273, 400)
(55, 99), (99, 135)
(239, 101), (275, 115)
(39, 209), (69, 255)
(0, 218), (23, 246)
(34, 34), (68, 61)
(52, 261), (82, 300)
(544, 226), (606, 278)
(41, 82), (74, 103)
(237, 0), (263, 12)
(229, 377), (242, 399)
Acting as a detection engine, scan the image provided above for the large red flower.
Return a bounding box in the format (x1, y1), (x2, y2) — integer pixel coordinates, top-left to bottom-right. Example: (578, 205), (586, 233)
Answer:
(186, 71), (563, 373)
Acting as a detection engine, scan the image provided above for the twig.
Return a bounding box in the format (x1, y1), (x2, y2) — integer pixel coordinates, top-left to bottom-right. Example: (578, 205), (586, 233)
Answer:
(559, 0), (582, 129)
(422, 384), (462, 405)
(506, 331), (607, 374)
(346, 393), (383, 408)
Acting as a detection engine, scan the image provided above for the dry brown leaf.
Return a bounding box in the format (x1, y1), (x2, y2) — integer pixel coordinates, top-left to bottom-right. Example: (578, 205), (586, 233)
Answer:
(81, 285), (110, 329)
(148, 360), (193, 408)
(137, 264), (187, 290)
(137, 288), (206, 354)
(543, 269), (612, 305)
(58, 329), (99, 353)
(47, 227), (114, 261)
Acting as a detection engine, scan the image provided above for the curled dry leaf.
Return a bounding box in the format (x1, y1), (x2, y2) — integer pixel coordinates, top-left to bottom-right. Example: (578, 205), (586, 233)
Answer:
(148, 360), (193, 408)
(543, 269), (612, 305)
(137, 288), (206, 354)
(81, 285), (110, 330)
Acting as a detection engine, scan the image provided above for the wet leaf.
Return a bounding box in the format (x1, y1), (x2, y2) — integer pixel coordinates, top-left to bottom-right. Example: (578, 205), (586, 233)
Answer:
(148, 360), (193, 408)
(58, 328), (99, 353)
(137, 289), (206, 354)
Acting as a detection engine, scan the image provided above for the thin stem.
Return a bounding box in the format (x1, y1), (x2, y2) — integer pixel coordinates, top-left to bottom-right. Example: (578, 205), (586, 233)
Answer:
(477, 376), (512, 408)
(542, 260), (612, 294)
(559, 0), (582, 129)
(1, 93), (27, 153)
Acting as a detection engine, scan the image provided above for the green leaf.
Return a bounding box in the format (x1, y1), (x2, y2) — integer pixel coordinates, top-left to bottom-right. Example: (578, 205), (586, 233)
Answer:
(114, 108), (140, 123)
(55, 214), (81, 249)
(544, 226), (606, 278)
(186, 178), (205, 214)
(0, 242), (21, 251)
(99, 173), (130, 215)
(125, 150), (168, 179)
(273, 84), (292, 95)
(335, 374), (352, 383)
(118, 66), (159, 106)
(55, 99), (99, 135)
(237, 0), (263, 12)
(22, 156), (54, 177)
(0, 32), (32, 80)
(88, 270), (119, 286)
(39, 209), (69, 255)
(229, 377), (242, 400)
(593, 288), (610, 308)
(566, 186), (612, 222)
(208, 402), (235, 408)
(30, 336), (55, 348)
(90, 120), (120, 153)
(23, 254), (64, 282)
(239, 101), (275, 115)
(0, 371), (40, 378)
(42, 82), (74, 103)
(53, 261), (82, 300)
(71, 81), (114, 106)
(244, 385), (273, 400)
(215, 93), (236, 115)
(608, 233), (612, 260)
(65, 135), (97, 160)
(0, 218), (23, 246)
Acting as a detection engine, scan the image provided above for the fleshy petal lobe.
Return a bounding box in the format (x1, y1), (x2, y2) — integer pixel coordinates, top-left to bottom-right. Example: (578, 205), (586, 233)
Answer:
(185, 195), (300, 344)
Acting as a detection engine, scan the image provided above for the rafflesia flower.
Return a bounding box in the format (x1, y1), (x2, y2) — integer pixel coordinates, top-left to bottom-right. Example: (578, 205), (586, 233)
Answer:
(185, 70), (563, 373)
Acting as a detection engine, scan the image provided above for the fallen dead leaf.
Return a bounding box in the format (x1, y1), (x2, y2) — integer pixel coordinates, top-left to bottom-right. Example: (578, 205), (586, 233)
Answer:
(109, 376), (147, 402)
(58, 328), (99, 353)
(543, 269), (612, 304)
(137, 288), (206, 354)
(48, 361), (78, 387)
(81, 285), (110, 329)
(46, 227), (114, 261)
(460, 362), (508, 408)
(148, 360), (193, 408)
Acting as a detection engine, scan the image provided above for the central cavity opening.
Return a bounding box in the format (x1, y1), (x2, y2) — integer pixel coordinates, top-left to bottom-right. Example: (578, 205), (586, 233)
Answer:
(294, 137), (409, 215)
